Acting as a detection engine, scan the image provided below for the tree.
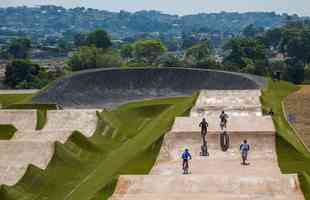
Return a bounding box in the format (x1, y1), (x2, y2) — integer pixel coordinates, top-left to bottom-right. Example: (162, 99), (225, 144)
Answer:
(57, 39), (72, 52)
(5, 60), (49, 89)
(280, 28), (310, 67)
(185, 40), (213, 66)
(74, 32), (88, 47)
(223, 37), (268, 75)
(157, 53), (183, 67)
(86, 29), (112, 49)
(120, 44), (134, 60)
(134, 40), (167, 64)
(264, 28), (283, 48)
(67, 46), (122, 71)
(8, 38), (31, 59)
(243, 24), (264, 38)
(284, 58), (305, 84)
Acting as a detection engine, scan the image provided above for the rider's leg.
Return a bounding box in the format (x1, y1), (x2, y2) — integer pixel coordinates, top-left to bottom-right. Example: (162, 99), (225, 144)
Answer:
(242, 151), (247, 165)
(202, 129), (207, 146)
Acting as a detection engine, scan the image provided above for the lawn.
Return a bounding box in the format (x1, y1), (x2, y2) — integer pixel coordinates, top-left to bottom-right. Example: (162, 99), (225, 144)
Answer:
(285, 85), (310, 149)
(0, 93), (34, 107)
(261, 79), (310, 200)
(0, 95), (196, 200)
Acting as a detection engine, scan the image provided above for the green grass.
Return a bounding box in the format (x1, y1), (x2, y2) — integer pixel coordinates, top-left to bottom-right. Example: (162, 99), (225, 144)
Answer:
(36, 109), (47, 130)
(0, 94), (34, 107)
(0, 95), (196, 200)
(0, 125), (17, 140)
(261, 79), (310, 199)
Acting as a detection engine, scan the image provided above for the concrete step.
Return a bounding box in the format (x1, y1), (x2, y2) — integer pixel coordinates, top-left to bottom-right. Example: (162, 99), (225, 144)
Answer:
(171, 116), (275, 133)
(163, 131), (276, 152)
(0, 140), (55, 185)
(113, 174), (301, 196)
(151, 158), (280, 176)
(13, 130), (74, 143)
(0, 164), (28, 186)
(191, 90), (262, 117)
(44, 109), (99, 137)
(156, 134), (276, 162)
(0, 110), (37, 130)
(110, 193), (305, 200)
(0, 141), (54, 167)
(191, 108), (263, 118)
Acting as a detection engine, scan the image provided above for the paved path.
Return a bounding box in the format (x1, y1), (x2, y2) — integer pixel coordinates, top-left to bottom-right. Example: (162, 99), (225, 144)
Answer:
(0, 109), (99, 185)
(110, 90), (305, 200)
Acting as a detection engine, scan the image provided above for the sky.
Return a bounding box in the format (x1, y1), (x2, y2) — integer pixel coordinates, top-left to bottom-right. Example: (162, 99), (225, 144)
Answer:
(0, 0), (309, 16)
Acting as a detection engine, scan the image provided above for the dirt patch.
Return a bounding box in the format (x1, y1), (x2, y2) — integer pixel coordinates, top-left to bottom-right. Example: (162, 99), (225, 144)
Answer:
(285, 85), (310, 149)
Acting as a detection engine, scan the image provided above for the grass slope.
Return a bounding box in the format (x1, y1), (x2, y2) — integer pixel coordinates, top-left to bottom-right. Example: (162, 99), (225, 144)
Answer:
(261, 79), (310, 199)
(0, 125), (17, 140)
(0, 96), (196, 200)
(0, 94), (34, 107)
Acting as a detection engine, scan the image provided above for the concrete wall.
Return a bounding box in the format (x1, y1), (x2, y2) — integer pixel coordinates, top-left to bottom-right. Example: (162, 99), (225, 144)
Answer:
(33, 68), (266, 108)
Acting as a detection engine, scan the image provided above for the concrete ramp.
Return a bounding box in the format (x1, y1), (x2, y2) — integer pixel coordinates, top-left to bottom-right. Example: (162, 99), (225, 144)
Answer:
(0, 110), (37, 130)
(44, 109), (99, 137)
(0, 109), (99, 186)
(172, 115), (275, 133)
(191, 90), (262, 117)
(110, 89), (305, 200)
(113, 174), (300, 195)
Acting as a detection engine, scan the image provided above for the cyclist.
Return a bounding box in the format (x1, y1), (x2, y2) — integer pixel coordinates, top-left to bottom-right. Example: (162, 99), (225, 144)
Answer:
(199, 118), (208, 146)
(182, 149), (192, 174)
(219, 111), (229, 130)
(240, 140), (250, 165)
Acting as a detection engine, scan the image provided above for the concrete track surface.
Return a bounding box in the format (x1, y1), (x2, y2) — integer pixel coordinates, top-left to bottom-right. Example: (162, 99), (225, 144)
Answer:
(0, 109), (99, 186)
(33, 68), (266, 108)
(110, 90), (305, 200)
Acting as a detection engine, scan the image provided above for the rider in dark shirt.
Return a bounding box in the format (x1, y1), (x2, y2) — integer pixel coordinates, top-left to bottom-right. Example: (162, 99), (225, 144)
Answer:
(219, 111), (228, 130)
(199, 118), (208, 146)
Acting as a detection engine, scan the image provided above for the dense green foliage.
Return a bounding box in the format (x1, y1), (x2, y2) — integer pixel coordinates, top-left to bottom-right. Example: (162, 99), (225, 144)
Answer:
(185, 40), (215, 67)
(242, 24), (264, 38)
(86, 29), (112, 49)
(0, 96), (196, 200)
(0, 125), (17, 140)
(4, 60), (52, 89)
(134, 40), (167, 65)
(7, 38), (31, 59)
(223, 37), (268, 75)
(68, 46), (122, 71)
(261, 79), (310, 199)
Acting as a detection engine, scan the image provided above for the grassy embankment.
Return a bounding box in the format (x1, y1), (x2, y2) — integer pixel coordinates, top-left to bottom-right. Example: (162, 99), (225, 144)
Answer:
(285, 85), (310, 148)
(261, 79), (310, 200)
(0, 95), (196, 200)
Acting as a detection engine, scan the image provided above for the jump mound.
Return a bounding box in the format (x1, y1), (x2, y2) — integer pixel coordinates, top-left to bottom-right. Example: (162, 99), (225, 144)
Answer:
(33, 68), (266, 108)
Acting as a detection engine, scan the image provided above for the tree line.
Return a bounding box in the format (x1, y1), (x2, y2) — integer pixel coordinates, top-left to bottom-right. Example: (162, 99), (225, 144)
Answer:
(3, 20), (310, 89)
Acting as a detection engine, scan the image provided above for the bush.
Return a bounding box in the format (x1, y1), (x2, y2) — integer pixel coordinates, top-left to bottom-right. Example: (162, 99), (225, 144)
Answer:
(67, 46), (122, 71)
(5, 59), (51, 89)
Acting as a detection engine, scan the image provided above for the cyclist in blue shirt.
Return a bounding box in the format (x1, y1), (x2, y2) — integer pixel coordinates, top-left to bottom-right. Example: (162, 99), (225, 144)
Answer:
(240, 140), (250, 165)
(182, 149), (192, 174)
